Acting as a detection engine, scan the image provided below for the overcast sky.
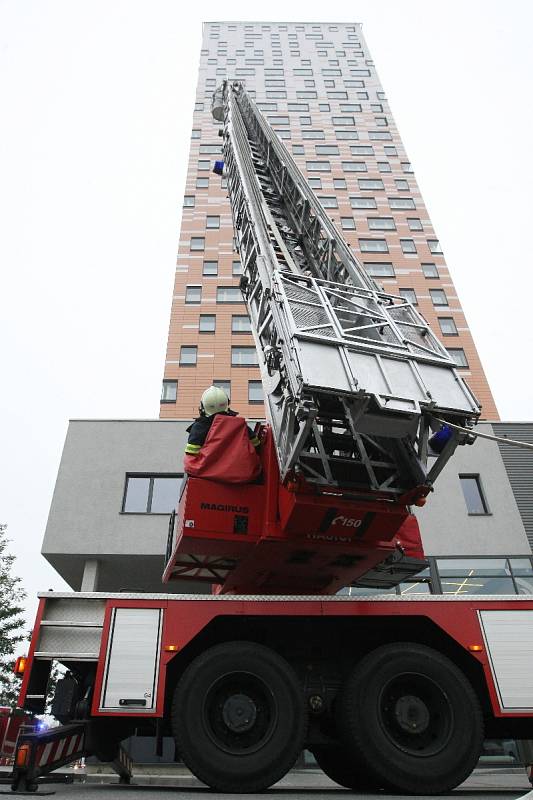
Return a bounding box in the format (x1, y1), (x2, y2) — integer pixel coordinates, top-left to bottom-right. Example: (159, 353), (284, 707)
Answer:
(1, 0), (532, 624)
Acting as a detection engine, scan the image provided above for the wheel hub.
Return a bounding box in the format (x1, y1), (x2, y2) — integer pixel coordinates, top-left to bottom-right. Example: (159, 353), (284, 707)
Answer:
(222, 693), (257, 732)
(394, 694), (430, 733)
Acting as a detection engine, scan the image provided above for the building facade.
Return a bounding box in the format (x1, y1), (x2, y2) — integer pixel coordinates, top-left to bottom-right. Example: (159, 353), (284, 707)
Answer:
(160, 21), (498, 422)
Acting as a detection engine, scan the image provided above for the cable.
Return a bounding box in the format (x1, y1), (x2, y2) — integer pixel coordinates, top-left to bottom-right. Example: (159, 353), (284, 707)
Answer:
(434, 418), (533, 453)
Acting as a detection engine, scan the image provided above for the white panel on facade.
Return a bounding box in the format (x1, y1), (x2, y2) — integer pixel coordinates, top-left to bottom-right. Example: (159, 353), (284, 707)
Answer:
(479, 610), (533, 711)
(101, 608), (162, 711)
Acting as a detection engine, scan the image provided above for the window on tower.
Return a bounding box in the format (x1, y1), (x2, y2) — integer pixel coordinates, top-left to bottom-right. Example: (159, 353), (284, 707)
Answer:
(160, 380), (178, 404)
(180, 346), (198, 366)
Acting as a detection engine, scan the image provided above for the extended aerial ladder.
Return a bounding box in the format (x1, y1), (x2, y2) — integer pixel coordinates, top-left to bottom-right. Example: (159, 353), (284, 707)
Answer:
(163, 81), (480, 594)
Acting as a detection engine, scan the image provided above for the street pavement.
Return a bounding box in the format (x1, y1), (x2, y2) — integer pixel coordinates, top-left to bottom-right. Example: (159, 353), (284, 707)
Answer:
(0, 768), (531, 800)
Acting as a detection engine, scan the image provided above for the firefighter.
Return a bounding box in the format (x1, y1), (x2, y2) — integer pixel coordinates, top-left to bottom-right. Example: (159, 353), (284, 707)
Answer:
(185, 385), (260, 458)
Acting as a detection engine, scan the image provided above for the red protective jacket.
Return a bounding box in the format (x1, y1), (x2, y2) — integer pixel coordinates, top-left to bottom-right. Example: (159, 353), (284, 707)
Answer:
(184, 414), (261, 483)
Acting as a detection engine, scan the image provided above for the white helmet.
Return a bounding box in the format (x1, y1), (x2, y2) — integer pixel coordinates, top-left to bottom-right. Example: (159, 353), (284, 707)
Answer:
(201, 385), (229, 417)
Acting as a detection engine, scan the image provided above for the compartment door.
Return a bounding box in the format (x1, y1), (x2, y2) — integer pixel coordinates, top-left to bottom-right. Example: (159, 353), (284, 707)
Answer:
(100, 607), (163, 712)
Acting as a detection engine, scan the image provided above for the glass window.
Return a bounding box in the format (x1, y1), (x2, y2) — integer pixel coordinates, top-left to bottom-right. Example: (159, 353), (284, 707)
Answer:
(180, 345), (197, 365)
(364, 262), (395, 277)
(315, 145), (339, 155)
(319, 103), (330, 112)
(340, 103), (361, 112)
(288, 103), (309, 111)
(399, 288), (417, 304)
(151, 477), (183, 513)
(197, 160), (210, 171)
(351, 196), (377, 209)
(300, 116), (312, 126)
(297, 90), (317, 99)
(428, 239), (443, 254)
(306, 161), (331, 172)
(377, 162), (391, 172)
(217, 286), (242, 303)
(203, 260), (218, 276)
(335, 130), (359, 140)
(407, 218), (423, 231)
(342, 161), (367, 172)
(213, 380), (231, 398)
(334, 178), (347, 189)
(302, 130), (325, 139)
(183, 196), (195, 207)
(422, 263), (439, 278)
(438, 317), (458, 335)
(395, 179), (409, 190)
(123, 476), (150, 512)
(437, 558), (508, 577)
(350, 145), (373, 155)
(440, 575), (515, 596)
(123, 475), (183, 514)
(232, 346), (259, 366)
(368, 217), (396, 230)
(309, 177), (322, 189)
(430, 288), (448, 306)
(341, 217), (356, 230)
(248, 380), (264, 403)
(199, 314), (216, 333)
(358, 178), (384, 190)
(359, 239), (388, 253)
(319, 196), (338, 208)
(196, 177), (209, 188)
(384, 146), (397, 157)
(389, 197), (416, 209)
(459, 475), (489, 514)
(400, 238), (417, 254)
(356, 90), (368, 99)
(447, 348), (469, 367)
(190, 237), (205, 251)
(267, 115), (290, 125)
(160, 380), (177, 403)
(332, 115), (355, 125)
(185, 285), (202, 304)
(232, 315), (251, 333)
(328, 91), (349, 99)
(199, 144), (222, 155)
(292, 144), (304, 155)
(402, 162), (413, 173)
(370, 103), (383, 113)
(232, 260), (243, 276)
(206, 215), (220, 229)
(509, 558), (533, 576)
(369, 131), (392, 140)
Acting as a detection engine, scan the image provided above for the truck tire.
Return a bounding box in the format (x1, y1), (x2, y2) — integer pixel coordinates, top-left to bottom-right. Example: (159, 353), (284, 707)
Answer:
(337, 642), (484, 795)
(311, 745), (381, 790)
(171, 641), (307, 793)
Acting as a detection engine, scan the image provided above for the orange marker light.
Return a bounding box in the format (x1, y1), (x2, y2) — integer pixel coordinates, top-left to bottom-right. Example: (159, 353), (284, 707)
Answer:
(13, 656), (27, 675)
(468, 645), (483, 652)
(164, 645), (179, 652)
(16, 744), (30, 767)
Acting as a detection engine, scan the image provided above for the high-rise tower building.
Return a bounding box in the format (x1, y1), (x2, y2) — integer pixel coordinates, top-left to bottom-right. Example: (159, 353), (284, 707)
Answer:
(160, 21), (498, 422)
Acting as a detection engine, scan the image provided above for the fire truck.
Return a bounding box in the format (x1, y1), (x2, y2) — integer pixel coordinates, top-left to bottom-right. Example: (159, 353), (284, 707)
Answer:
(10, 82), (533, 794)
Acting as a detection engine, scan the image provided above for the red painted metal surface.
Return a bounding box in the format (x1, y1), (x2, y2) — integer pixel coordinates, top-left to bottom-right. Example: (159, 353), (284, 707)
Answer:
(164, 425), (425, 594)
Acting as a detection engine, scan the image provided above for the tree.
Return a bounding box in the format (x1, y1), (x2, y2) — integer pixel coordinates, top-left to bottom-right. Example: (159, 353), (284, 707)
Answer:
(0, 524), (27, 706)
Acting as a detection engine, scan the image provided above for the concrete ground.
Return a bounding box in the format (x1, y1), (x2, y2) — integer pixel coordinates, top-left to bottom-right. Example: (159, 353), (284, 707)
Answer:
(0, 767), (532, 799)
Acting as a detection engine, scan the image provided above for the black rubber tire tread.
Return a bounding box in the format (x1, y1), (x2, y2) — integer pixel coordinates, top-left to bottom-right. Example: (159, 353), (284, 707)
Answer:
(337, 642), (484, 795)
(311, 745), (382, 790)
(172, 640), (307, 793)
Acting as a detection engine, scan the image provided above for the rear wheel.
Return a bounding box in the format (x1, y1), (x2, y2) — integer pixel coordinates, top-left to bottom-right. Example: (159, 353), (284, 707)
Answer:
(311, 745), (381, 790)
(338, 643), (484, 795)
(172, 641), (307, 792)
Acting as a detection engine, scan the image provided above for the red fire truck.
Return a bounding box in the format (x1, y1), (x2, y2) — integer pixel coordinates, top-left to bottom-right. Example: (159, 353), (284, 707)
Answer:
(10, 83), (533, 793)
